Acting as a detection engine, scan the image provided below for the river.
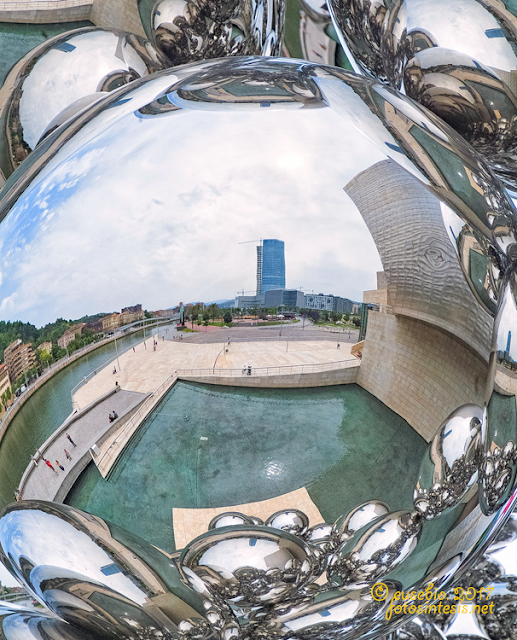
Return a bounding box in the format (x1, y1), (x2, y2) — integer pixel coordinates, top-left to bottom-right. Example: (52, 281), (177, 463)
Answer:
(0, 329), (160, 509)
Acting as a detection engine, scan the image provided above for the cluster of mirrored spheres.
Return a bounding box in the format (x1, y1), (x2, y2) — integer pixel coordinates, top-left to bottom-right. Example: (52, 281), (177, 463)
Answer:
(2, 0), (517, 639)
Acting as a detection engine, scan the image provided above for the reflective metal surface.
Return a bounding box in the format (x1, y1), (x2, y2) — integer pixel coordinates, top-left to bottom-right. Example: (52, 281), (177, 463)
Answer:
(0, 501), (238, 640)
(328, 510), (422, 588)
(414, 405), (485, 519)
(180, 525), (319, 606)
(0, 604), (93, 640)
(144, 0), (285, 65)
(265, 509), (310, 535)
(325, 0), (517, 188)
(0, 27), (169, 182)
(0, 48), (516, 639)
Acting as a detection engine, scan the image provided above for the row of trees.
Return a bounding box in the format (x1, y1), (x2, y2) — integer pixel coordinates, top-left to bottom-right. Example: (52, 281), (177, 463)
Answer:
(181, 304), (360, 328)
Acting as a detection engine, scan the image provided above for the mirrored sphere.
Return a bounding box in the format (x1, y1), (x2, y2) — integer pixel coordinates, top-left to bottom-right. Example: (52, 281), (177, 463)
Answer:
(142, 0), (285, 66)
(208, 512), (255, 529)
(413, 404), (485, 519)
(180, 525), (318, 606)
(246, 582), (401, 640)
(332, 500), (390, 546)
(0, 604), (93, 640)
(0, 501), (238, 640)
(265, 509), (310, 536)
(327, 510), (422, 588)
(0, 27), (169, 184)
(0, 54), (516, 639)
(326, 0), (517, 188)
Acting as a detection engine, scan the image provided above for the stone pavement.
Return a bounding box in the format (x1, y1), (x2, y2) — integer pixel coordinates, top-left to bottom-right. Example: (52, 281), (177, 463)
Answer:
(73, 337), (356, 409)
(19, 388), (148, 501)
(173, 487), (324, 549)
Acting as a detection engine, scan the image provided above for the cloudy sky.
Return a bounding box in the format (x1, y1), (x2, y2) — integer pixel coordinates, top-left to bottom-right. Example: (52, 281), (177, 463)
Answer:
(0, 68), (419, 327)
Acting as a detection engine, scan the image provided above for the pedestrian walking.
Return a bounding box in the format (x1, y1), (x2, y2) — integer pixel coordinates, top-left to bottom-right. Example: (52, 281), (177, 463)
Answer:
(64, 449), (72, 461)
(55, 460), (65, 471)
(30, 454), (38, 466)
(45, 459), (57, 474)
(66, 433), (77, 447)
(133, 347), (135, 353)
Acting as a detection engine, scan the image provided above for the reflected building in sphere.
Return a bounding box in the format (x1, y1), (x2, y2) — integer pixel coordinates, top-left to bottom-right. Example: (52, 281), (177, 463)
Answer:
(259, 239), (286, 294)
(3, 7), (517, 639)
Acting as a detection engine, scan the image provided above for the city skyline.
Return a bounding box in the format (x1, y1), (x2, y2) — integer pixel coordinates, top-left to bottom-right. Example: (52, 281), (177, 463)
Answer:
(0, 102), (384, 327)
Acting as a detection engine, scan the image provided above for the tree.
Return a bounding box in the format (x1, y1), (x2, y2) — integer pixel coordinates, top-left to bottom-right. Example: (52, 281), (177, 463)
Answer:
(307, 310), (320, 322)
(208, 304), (220, 320)
(202, 311), (210, 322)
(223, 311), (232, 324)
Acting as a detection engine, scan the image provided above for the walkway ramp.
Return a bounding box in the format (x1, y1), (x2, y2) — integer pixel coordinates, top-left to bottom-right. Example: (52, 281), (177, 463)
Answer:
(19, 388), (149, 502)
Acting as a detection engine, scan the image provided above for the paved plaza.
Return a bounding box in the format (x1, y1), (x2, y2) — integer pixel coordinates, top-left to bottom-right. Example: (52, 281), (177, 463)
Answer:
(73, 327), (357, 409)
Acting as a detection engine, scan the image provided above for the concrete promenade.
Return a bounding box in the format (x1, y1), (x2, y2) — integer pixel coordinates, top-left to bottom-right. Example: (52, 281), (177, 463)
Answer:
(73, 334), (357, 409)
(18, 387), (149, 501)
(18, 325), (361, 502)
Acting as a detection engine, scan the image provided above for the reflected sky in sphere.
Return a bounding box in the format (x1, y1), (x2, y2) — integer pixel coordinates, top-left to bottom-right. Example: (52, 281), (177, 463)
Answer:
(0, 67), (386, 325)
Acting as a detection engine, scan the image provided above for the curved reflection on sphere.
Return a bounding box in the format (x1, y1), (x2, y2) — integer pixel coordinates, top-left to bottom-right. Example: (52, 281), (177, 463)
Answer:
(0, 604), (94, 640)
(0, 27), (169, 183)
(331, 500), (390, 546)
(180, 525), (318, 606)
(327, 510), (422, 588)
(0, 501), (238, 640)
(148, 0), (285, 66)
(208, 512), (255, 529)
(386, 616), (447, 640)
(247, 581), (401, 640)
(413, 404), (485, 519)
(0, 55), (516, 638)
(265, 509), (310, 536)
(326, 0), (517, 189)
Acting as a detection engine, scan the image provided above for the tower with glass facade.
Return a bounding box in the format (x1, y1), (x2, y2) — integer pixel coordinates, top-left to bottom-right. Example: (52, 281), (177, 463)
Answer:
(260, 239), (285, 294)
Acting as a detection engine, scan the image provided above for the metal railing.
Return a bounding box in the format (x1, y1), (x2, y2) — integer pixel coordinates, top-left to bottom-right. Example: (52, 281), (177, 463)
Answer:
(70, 319), (176, 402)
(95, 372), (178, 473)
(0, 592), (30, 603)
(176, 358), (359, 378)
(70, 340), (141, 402)
(94, 356), (360, 473)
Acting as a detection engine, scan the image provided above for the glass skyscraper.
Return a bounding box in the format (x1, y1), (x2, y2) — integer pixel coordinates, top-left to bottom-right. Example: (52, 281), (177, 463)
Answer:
(260, 239), (285, 293)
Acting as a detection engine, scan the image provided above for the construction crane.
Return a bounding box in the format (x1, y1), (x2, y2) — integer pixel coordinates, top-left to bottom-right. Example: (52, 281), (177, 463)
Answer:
(238, 239), (262, 245)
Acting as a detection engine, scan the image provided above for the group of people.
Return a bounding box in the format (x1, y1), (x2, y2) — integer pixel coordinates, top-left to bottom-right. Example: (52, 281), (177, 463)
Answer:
(39, 433), (76, 479)
(108, 410), (119, 423)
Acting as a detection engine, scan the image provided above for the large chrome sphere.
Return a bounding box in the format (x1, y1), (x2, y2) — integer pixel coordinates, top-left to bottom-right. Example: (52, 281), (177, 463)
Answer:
(325, 0), (517, 189)
(138, 0), (285, 65)
(0, 501), (238, 640)
(0, 27), (169, 183)
(0, 54), (515, 639)
(180, 525), (319, 606)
